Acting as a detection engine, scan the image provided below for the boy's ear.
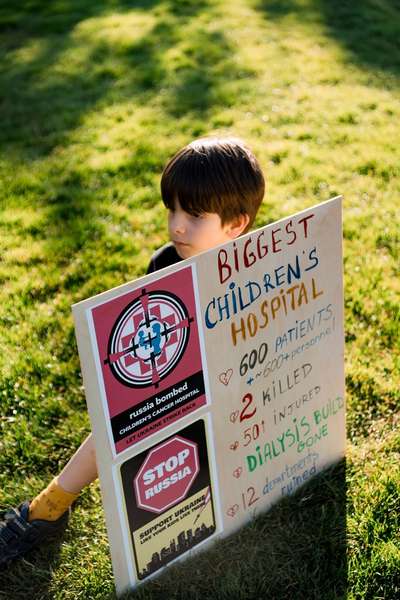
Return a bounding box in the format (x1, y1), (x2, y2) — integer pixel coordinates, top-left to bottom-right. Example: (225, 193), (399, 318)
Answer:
(225, 213), (250, 239)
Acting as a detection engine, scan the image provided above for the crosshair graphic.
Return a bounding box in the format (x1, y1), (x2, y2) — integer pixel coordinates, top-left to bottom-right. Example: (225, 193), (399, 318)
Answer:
(104, 289), (194, 388)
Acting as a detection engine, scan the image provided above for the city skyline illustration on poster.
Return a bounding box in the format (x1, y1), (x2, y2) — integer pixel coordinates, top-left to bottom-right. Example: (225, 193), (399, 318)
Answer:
(120, 419), (216, 579)
(72, 196), (345, 594)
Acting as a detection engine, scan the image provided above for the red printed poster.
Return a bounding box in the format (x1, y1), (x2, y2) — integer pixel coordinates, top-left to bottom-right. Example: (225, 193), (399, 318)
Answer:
(90, 266), (207, 454)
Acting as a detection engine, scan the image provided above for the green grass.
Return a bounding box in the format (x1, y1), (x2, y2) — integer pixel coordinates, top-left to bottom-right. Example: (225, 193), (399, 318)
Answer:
(0, 0), (399, 598)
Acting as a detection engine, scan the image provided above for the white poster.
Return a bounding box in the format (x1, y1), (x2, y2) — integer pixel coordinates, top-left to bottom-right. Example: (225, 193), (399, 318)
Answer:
(73, 197), (345, 595)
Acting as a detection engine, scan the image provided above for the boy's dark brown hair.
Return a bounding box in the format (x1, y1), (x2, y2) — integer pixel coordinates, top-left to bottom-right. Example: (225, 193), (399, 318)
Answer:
(161, 137), (265, 232)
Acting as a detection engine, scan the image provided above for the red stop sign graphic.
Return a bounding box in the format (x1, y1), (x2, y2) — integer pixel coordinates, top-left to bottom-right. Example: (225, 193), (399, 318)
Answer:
(134, 436), (199, 514)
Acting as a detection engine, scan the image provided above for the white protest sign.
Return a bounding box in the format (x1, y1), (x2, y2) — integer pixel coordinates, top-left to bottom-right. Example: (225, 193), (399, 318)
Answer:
(72, 196), (345, 594)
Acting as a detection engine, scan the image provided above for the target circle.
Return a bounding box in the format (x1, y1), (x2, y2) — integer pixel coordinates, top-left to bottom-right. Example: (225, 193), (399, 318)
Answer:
(106, 289), (191, 388)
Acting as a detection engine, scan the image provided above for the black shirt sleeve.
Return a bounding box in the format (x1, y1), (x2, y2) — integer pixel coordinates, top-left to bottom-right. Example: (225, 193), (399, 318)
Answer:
(146, 243), (183, 274)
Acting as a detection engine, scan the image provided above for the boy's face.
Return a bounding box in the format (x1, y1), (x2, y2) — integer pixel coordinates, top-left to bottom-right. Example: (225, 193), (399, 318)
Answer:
(168, 199), (248, 259)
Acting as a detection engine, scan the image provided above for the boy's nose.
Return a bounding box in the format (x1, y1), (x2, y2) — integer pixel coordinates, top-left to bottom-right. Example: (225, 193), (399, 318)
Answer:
(171, 214), (186, 234)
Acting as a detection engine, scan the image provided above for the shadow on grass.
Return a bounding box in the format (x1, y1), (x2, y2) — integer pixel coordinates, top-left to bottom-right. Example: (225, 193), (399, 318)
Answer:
(1, 0), (230, 161)
(0, 1), (168, 39)
(0, 0), (158, 159)
(123, 460), (346, 600)
(0, 526), (66, 600)
(256, 0), (400, 80)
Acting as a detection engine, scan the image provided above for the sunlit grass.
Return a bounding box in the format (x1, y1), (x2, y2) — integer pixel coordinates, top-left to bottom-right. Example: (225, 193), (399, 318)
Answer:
(0, 0), (399, 598)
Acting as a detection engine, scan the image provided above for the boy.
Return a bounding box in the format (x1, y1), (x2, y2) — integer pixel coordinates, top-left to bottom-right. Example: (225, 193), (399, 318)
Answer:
(0, 136), (265, 566)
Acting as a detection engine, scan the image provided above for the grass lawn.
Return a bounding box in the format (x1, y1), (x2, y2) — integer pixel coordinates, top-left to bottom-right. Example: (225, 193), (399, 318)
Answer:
(0, 0), (399, 598)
